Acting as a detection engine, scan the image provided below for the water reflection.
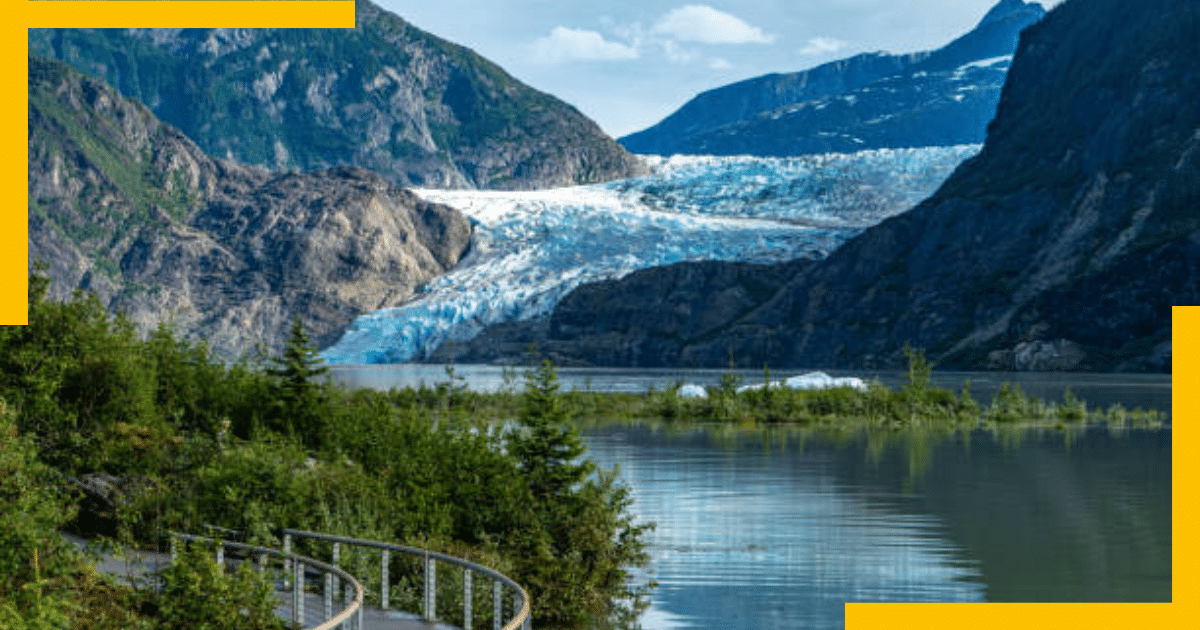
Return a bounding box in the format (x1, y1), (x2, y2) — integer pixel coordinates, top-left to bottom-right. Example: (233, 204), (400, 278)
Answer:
(325, 365), (1171, 628)
(581, 423), (1171, 629)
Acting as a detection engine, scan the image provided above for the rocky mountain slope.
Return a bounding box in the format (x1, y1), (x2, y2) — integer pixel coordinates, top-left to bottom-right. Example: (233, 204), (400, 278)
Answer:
(29, 0), (643, 190)
(619, 0), (1045, 157)
(530, 0), (1198, 372)
(29, 57), (471, 358)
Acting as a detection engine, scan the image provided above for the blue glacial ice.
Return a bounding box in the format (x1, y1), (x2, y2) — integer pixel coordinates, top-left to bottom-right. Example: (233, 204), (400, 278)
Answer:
(321, 146), (979, 364)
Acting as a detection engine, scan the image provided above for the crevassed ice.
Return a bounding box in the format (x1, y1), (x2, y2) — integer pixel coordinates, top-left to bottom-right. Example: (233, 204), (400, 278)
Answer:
(321, 146), (979, 364)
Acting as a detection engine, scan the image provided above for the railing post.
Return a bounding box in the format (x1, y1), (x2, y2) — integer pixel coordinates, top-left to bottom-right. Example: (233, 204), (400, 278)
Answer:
(381, 549), (390, 609)
(424, 553), (437, 622)
(493, 581), (502, 630)
(293, 559), (303, 626)
(215, 541), (224, 568)
(463, 568), (473, 630)
(325, 569), (333, 621)
(341, 543), (352, 628)
(169, 534), (177, 563)
(332, 542), (341, 621)
(283, 533), (292, 589)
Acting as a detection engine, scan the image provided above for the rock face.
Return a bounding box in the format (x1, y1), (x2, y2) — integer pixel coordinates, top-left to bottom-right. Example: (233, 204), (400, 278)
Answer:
(29, 57), (472, 358)
(428, 259), (811, 367)
(619, 0), (1045, 157)
(532, 0), (1198, 372)
(29, 0), (643, 190)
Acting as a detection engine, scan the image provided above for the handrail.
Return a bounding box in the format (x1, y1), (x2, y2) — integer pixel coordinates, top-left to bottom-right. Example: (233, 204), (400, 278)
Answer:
(284, 528), (532, 630)
(170, 533), (365, 630)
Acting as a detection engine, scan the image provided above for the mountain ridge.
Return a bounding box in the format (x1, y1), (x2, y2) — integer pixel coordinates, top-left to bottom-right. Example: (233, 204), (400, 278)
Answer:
(619, 0), (1045, 157)
(29, 0), (644, 191)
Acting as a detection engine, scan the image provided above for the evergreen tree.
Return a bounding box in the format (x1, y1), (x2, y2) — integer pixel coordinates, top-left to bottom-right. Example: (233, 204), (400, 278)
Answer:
(508, 360), (592, 502)
(267, 317), (330, 447)
(508, 361), (654, 627)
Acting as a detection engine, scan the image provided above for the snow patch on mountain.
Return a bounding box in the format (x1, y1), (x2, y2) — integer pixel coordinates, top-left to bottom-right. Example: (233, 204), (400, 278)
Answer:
(953, 55), (1012, 78)
(321, 146), (979, 364)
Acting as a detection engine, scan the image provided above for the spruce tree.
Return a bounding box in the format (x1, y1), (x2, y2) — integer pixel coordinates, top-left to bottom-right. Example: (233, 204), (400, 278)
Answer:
(508, 360), (592, 502)
(267, 317), (330, 447)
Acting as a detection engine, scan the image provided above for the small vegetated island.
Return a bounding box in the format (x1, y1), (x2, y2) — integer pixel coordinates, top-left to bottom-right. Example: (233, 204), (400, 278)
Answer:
(638, 346), (1163, 429)
(0, 278), (1163, 630)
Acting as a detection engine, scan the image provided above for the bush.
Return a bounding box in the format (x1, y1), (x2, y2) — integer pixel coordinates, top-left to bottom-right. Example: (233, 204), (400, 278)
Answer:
(152, 541), (284, 630)
(0, 399), (84, 629)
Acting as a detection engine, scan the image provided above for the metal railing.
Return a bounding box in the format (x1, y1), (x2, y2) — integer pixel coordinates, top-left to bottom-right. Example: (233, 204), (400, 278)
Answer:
(170, 533), (365, 630)
(284, 529), (532, 630)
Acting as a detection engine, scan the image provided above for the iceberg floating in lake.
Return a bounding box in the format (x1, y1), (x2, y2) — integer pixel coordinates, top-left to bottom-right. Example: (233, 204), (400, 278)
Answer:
(785, 372), (868, 391)
(736, 371), (868, 393)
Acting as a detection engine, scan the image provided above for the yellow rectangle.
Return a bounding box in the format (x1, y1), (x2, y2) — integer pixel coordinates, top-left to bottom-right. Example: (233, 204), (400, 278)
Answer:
(23, 1), (355, 29)
(8, 1), (353, 324)
(850, 308), (1190, 627)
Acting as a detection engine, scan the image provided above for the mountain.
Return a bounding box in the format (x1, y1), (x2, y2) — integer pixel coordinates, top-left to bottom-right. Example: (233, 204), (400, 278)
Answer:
(527, 0), (1198, 372)
(619, 0), (1045, 157)
(29, 57), (471, 358)
(28, 0), (643, 190)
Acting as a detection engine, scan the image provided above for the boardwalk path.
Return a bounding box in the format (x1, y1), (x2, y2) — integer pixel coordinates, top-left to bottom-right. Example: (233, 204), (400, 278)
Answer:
(63, 533), (453, 630)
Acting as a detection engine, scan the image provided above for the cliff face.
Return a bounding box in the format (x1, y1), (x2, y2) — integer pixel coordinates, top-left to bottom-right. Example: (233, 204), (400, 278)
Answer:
(428, 260), (812, 367)
(533, 0), (1198, 372)
(29, 58), (472, 358)
(29, 0), (644, 190)
(619, 0), (1045, 157)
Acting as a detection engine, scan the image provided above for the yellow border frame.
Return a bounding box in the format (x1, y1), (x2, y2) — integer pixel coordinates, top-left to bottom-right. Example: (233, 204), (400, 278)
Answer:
(848, 308), (1190, 627)
(7, 3), (1189, 629)
(7, 1), (354, 325)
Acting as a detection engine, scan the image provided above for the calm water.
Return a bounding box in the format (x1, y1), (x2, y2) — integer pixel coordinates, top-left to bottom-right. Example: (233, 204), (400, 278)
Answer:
(327, 365), (1172, 629)
(581, 424), (1171, 629)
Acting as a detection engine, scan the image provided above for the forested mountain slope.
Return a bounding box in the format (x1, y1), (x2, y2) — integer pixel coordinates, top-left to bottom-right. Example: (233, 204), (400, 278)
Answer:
(30, 0), (644, 190)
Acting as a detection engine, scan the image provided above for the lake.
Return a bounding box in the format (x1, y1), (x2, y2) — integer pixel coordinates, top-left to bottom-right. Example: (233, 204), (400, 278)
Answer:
(327, 365), (1172, 629)
(581, 423), (1170, 629)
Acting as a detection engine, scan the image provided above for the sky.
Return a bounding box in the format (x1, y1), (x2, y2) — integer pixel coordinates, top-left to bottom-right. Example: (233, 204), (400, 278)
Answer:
(374, 0), (1065, 138)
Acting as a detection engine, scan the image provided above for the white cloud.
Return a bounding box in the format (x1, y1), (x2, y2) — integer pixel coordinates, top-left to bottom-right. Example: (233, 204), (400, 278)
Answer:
(529, 26), (639, 64)
(660, 40), (696, 64)
(798, 37), (848, 56)
(652, 5), (775, 45)
(708, 57), (733, 70)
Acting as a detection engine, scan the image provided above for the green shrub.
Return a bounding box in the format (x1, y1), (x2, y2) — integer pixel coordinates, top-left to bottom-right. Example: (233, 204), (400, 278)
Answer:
(0, 399), (83, 630)
(152, 541), (284, 630)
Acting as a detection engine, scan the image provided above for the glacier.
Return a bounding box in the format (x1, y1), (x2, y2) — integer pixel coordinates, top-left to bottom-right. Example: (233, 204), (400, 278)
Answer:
(321, 146), (980, 364)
